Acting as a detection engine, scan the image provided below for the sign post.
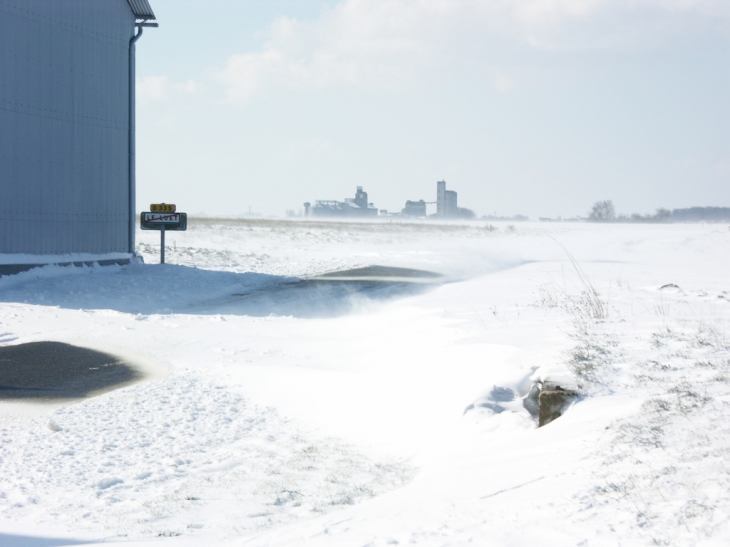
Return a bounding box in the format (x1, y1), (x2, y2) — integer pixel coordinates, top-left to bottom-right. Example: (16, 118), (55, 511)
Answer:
(140, 204), (187, 264)
(161, 224), (166, 264)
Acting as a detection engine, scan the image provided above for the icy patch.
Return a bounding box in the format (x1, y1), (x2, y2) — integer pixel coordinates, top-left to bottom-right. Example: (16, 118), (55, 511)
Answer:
(0, 374), (411, 540)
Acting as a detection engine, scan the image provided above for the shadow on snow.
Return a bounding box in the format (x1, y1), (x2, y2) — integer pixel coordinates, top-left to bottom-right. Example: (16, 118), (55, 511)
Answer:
(0, 532), (95, 546)
(0, 263), (444, 319)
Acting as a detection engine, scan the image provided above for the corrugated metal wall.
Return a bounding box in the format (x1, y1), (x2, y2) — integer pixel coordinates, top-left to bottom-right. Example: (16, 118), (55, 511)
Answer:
(0, 0), (135, 255)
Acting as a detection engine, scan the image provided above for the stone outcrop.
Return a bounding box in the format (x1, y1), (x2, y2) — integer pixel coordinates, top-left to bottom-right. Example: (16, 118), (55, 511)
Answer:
(537, 383), (578, 427)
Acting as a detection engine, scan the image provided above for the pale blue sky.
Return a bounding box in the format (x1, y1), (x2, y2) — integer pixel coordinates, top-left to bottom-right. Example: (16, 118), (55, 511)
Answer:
(135, 0), (730, 218)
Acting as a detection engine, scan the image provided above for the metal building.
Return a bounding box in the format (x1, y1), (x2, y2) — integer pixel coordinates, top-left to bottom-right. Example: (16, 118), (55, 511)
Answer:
(310, 186), (378, 217)
(0, 0), (157, 274)
(402, 200), (427, 217)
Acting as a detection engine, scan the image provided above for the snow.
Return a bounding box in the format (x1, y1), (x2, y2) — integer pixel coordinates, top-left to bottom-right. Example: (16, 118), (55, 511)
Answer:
(0, 219), (728, 546)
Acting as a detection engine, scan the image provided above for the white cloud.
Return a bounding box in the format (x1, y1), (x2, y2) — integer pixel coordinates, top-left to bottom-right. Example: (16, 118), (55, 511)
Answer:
(216, 0), (730, 104)
(137, 76), (201, 105)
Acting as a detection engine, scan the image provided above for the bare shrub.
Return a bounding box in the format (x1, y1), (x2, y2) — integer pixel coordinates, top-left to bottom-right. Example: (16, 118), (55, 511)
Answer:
(567, 342), (611, 382)
(564, 252), (607, 320)
(535, 240), (608, 321)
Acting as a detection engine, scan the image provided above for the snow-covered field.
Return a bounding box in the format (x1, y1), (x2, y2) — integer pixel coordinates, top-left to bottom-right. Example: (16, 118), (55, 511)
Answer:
(0, 218), (729, 546)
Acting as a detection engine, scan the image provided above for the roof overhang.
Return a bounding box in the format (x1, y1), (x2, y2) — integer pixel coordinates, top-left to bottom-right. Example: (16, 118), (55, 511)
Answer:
(127, 0), (156, 21)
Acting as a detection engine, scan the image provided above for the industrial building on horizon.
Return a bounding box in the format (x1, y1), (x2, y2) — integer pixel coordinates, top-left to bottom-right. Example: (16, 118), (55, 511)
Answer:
(400, 180), (471, 218)
(305, 186), (378, 217)
(303, 180), (472, 219)
(436, 180), (458, 218)
(402, 200), (427, 217)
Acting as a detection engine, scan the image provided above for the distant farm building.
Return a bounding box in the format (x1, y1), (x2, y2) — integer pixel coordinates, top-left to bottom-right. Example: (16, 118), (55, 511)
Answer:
(402, 200), (427, 217)
(0, 0), (157, 274)
(310, 187), (378, 217)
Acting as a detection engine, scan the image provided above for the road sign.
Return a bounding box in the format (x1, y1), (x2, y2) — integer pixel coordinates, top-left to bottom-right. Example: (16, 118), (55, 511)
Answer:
(140, 211), (188, 264)
(143, 212), (180, 223)
(140, 212), (187, 231)
(150, 203), (176, 213)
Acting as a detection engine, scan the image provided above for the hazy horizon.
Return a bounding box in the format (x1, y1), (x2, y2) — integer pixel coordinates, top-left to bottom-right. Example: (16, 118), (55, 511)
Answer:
(135, 0), (730, 218)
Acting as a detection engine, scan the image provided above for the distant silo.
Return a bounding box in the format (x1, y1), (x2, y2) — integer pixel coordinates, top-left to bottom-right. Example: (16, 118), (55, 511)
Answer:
(436, 180), (446, 216)
(436, 180), (457, 218)
(0, 0), (157, 274)
(445, 190), (458, 216)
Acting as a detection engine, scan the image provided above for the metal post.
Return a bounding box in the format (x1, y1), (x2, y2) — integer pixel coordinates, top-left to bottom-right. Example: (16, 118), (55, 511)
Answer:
(160, 224), (165, 264)
(129, 26), (143, 256)
(128, 22), (158, 256)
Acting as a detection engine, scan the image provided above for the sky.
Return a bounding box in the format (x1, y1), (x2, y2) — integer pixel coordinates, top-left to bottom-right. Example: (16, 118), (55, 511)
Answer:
(134, 0), (730, 219)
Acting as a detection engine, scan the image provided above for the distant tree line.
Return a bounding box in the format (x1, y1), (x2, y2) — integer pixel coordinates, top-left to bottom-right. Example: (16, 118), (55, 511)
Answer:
(669, 207), (730, 222)
(588, 201), (730, 223)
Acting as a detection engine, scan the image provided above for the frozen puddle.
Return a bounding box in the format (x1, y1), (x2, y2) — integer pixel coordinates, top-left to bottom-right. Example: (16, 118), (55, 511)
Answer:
(0, 342), (142, 401)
